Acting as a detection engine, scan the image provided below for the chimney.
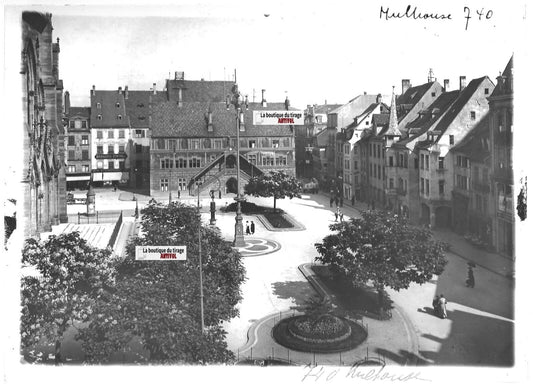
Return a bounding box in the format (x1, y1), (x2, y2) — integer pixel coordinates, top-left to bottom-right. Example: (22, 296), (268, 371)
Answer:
(376, 93), (382, 104)
(91, 85), (95, 96)
(124, 86), (129, 99)
(152, 82), (156, 95)
(64, 91), (70, 115)
(174, 71), (184, 80)
(443, 79), (450, 92)
(401, 79), (411, 94)
(261, 89), (267, 107)
(285, 96), (290, 110)
(459, 76), (466, 91)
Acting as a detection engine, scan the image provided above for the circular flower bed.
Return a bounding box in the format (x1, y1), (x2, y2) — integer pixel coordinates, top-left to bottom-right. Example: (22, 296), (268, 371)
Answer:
(273, 314), (367, 353)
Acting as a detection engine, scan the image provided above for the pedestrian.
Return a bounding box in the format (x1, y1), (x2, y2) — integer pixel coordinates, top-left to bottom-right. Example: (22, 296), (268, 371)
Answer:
(438, 294), (447, 319)
(432, 296), (439, 316)
(250, 221), (255, 235)
(245, 221), (250, 235)
(335, 197), (339, 207)
(334, 210), (339, 222)
(339, 212), (344, 222)
(466, 265), (475, 288)
(351, 195), (355, 206)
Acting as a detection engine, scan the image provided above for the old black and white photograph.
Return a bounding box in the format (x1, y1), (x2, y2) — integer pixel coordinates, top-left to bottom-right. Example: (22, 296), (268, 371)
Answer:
(1, 0), (531, 385)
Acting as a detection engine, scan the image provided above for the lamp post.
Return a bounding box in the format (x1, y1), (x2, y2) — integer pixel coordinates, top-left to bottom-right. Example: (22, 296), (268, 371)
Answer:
(196, 178), (205, 333)
(226, 81), (248, 247)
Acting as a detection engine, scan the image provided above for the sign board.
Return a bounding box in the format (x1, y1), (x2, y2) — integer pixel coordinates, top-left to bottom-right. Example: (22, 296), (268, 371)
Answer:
(253, 110), (304, 125)
(135, 246), (187, 261)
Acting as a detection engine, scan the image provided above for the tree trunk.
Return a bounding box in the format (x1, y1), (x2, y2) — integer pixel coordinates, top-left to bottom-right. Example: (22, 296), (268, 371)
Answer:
(54, 338), (62, 365)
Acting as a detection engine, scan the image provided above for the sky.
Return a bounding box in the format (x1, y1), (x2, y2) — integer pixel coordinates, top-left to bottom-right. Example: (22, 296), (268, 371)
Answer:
(4, 0), (526, 109)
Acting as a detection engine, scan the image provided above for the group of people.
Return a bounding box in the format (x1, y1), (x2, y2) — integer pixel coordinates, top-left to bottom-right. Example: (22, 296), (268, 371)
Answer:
(245, 220), (255, 235)
(334, 207), (344, 222)
(432, 294), (448, 319)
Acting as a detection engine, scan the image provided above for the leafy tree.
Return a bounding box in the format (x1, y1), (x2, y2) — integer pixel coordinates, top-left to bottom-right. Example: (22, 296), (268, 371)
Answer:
(244, 171), (302, 210)
(21, 232), (116, 363)
(77, 200), (246, 364)
(315, 211), (448, 314)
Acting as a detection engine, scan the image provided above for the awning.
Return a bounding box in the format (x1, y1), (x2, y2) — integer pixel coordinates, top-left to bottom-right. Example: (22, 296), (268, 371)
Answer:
(92, 172), (129, 181)
(67, 175), (91, 182)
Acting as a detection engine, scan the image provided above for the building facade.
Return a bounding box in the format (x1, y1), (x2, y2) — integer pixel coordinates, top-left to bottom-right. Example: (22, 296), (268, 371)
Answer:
(21, 12), (67, 238)
(64, 92), (91, 190)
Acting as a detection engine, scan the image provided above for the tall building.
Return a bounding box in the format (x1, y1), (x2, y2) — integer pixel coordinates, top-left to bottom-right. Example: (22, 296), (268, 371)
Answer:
(64, 92), (91, 190)
(489, 57), (514, 258)
(21, 11), (67, 238)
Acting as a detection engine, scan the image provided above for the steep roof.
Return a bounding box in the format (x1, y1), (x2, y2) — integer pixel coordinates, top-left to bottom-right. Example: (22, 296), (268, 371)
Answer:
(67, 107), (90, 118)
(165, 79), (229, 103)
(22, 11), (50, 33)
(90, 90), (128, 128)
(383, 89), (401, 136)
(403, 90), (460, 135)
(491, 56), (513, 98)
(151, 101), (297, 138)
(433, 76), (492, 136)
(331, 94), (384, 115)
(315, 104), (342, 114)
(451, 115), (490, 162)
(124, 91), (151, 128)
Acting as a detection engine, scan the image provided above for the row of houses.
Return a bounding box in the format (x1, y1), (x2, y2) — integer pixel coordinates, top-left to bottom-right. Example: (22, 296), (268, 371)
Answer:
(64, 72), (299, 197)
(301, 59), (513, 258)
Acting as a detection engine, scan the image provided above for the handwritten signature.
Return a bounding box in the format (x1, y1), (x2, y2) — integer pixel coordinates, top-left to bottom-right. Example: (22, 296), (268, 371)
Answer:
(301, 364), (430, 383)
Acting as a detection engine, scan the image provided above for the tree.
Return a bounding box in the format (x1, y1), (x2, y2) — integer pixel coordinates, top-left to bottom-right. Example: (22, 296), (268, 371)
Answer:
(244, 171), (302, 210)
(77, 200), (246, 364)
(315, 211), (448, 313)
(21, 232), (116, 363)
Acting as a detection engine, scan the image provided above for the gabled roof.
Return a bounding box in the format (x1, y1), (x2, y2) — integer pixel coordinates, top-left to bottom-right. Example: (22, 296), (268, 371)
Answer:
(124, 91), (151, 128)
(433, 76), (492, 137)
(151, 101), (297, 138)
(451, 115), (490, 162)
(90, 91), (129, 128)
(404, 90), (460, 132)
(67, 107), (90, 118)
(330, 94), (384, 116)
(315, 104), (342, 114)
(372, 113), (390, 127)
(165, 79), (229, 103)
(397, 82), (435, 106)
(491, 56), (513, 98)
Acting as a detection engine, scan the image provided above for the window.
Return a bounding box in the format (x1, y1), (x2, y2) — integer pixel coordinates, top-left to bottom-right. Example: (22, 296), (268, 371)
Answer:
(344, 160), (350, 169)
(157, 139), (165, 150)
(68, 165), (76, 173)
(82, 165), (89, 173)
(439, 180), (445, 195)
(117, 115), (122, 120)
(160, 178), (169, 192)
(97, 115), (102, 120)
(425, 179), (429, 195)
(389, 178), (394, 189)
(108, 161), (115, 169)
(189, 158), (201, 168)
(438, 157), (444, 169)
(160, 159), (172, 169)
(118, 130), (125, 139)
(354, 160), (358, 170)
(344, 144), (350, 154)
(135, 129), (144, 138)
(213, 139), (223, 149)
(97, 131), (103, 139)
(135, 144), (142, 153)
(96, 146), (103, 154)
(96, 103), (101, 109)
(68, 136), (75, 146)
(116, 102), (120, 108)
(82, 150), (89, 160)
(248, 155), (257, 165)
(177, 158), (186, 168)
(249, 140), (256, 148)
(283, 138), (290, 147)
(470, 111), (476, 120)
(378, 166), (381, 179)
(425, 155), (429, 170)
(108, 130), (114, 139)
(420, 178), (424, 194)
(81, 120), (87, 129)
(389, 156), (394, 167)
(68, 150), (75, 160)
(191, 140), (200, 150)
(420, 155), (425, 169)
(119, 161), (125, 170)
(275, 156), (287, 166)
(400, 154), (405, 167)
(449, 135), (454, 145)
(107, 145), (114, 154)
(69, 121), (75, 128)
(119, 145), (125, 153)
(484, 88), (489, 95)
(81, 135), (89, 145)
(377, 145), (381, 159)
(178, 178), (186, 191)
(414, 158), (419, 169)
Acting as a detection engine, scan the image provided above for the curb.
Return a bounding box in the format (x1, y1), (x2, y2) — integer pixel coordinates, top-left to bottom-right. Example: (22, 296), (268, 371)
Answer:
(255, 212), (306, 232)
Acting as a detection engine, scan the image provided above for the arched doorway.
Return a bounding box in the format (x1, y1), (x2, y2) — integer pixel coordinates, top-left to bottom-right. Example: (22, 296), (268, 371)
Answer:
(226, 177), (237, 194)
(435, 206), (452, 228)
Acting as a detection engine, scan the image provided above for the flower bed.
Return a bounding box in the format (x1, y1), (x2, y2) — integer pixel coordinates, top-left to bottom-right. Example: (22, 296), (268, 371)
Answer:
(262, 212), (293, 229)
(273, 314), (367, 353)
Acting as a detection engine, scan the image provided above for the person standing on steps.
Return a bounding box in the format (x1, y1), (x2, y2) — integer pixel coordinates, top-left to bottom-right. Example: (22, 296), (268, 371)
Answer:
(250, 221), (255, 235)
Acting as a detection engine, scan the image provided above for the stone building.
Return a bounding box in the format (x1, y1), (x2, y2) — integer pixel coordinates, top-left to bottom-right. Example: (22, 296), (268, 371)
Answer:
(21, 11), (67, 238)
(489, 57), (514, 258)
(64, 92), (91, 190)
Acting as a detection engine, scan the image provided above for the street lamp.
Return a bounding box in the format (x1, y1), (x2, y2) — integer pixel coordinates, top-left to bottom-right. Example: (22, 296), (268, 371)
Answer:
(226, 81), (248, 247)
(196, 178), (205, 333)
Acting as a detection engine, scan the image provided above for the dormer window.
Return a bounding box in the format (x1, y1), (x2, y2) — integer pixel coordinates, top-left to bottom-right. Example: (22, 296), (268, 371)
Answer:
(97, 115), (102, 120)
(97, 103), (101, 109)
(117, 115), (122, 120)
(116, 102), (120, 108)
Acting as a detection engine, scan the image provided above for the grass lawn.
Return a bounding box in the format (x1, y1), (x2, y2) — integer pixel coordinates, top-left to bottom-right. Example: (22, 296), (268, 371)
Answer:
(311, 265), (392, 319)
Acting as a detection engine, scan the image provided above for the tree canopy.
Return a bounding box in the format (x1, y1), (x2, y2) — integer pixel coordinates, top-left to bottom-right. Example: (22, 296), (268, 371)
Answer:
(244, 171), (302, 209)
(315, 211), (448, 309)
(77, 200), (246, 364)
(21, 232), (116, 362)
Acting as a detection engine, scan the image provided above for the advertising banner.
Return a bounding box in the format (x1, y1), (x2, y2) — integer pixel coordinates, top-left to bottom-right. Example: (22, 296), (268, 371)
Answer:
(135, 246), (187, 260)
(252, 110), (304, 125)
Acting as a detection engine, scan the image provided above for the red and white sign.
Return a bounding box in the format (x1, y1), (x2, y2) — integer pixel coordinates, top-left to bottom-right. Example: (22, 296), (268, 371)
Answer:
(135, 246), (187, 261)
(253, 110), (304, 125)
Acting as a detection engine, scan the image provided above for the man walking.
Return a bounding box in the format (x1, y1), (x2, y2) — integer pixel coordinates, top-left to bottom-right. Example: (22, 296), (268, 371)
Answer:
(438, 294), (447, 319)
(250, 221), (255, 235)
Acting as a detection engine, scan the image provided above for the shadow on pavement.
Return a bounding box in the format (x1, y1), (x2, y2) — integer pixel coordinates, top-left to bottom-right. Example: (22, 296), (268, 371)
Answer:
(375, 348), (430, 366)
(419, 308), (514, 366)
(271, 281), (316, 309)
